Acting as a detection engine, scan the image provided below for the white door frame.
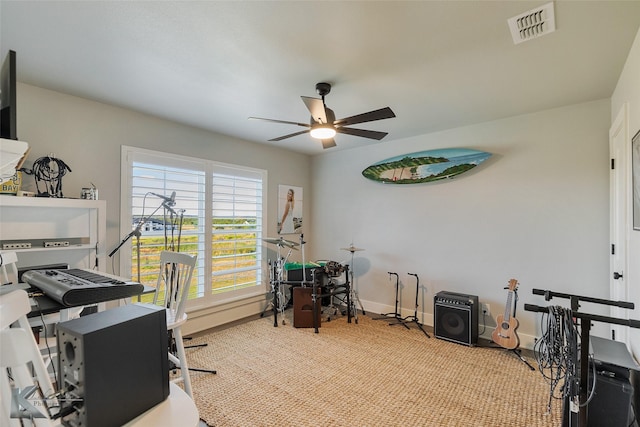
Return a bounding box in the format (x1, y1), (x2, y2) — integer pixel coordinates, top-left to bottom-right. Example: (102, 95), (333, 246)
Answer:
(609, 103), (630, 345)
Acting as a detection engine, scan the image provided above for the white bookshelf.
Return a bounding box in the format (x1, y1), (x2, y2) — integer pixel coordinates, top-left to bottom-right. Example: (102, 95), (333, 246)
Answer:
(0, 195), (106, 272)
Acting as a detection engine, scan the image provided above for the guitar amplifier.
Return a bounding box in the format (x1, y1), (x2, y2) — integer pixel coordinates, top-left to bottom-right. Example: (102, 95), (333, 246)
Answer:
(434, 291), (478, 346)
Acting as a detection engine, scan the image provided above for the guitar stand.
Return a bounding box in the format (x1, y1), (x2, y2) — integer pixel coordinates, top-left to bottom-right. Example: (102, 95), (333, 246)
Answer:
(402, 273), (430, 338)
(506, 348), (535, 371)
(374, 272), (409, 329)
(490, 288), (535, 371)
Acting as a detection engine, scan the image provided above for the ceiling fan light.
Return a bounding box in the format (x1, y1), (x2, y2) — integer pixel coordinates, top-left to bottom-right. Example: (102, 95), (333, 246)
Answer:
(310, 125), (336, 140)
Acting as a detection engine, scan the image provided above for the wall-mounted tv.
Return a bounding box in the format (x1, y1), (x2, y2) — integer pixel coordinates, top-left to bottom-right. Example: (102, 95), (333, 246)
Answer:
(0, 50), (17, 140)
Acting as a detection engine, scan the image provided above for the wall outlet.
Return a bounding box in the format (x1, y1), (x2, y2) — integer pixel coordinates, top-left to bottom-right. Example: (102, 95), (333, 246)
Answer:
(43, 241), (70, 248)
(2, 242), (32, 249)
(482, 303), (490, 315)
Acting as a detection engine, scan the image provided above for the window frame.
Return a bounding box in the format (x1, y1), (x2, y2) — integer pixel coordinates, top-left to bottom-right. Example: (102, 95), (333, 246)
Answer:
(119, 145), (267, 311)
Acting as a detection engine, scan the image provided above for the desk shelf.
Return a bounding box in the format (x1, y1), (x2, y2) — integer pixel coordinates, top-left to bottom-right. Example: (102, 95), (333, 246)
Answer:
(0, 195), (106, 271)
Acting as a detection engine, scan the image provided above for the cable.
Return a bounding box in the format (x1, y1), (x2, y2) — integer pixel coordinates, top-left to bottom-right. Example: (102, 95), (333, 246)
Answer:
(533, 305), (578, 414)
(20, 155), (72, 198)
(30, 297), (58, 386)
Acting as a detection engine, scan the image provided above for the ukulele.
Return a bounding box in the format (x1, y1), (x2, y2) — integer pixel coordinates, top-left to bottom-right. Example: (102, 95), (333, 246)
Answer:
(491, 279), (520, 350)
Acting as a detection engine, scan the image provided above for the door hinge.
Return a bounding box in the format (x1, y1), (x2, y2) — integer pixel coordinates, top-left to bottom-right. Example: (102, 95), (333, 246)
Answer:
(611, 244), (615, 255)
(611, 158), (615, 169)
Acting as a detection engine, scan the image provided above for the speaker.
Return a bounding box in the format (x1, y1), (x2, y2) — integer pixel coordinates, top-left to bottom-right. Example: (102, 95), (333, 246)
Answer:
(57, 303), (169, 427)
(562, 362), (635, 427)
(434, 291), (478, 346)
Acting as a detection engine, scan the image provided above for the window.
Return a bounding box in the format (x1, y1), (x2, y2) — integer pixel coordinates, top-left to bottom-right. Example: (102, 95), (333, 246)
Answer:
(120, 146), (266, 308)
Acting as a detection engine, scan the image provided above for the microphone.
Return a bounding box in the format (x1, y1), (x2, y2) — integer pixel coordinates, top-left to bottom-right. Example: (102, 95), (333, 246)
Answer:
(162, 201), (177, 215)
(151, 191), (176, 205)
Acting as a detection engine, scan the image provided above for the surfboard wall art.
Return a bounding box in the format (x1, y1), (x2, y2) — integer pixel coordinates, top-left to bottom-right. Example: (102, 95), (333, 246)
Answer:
(362, 148), (492, 184)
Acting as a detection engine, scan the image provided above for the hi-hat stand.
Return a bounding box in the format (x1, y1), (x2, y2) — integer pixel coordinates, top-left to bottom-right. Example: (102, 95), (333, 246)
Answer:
(402, 273), (430, 338)
(259, 258), (283, 326)
(260, 238), (296, 326)
(374, 272), (409, 329)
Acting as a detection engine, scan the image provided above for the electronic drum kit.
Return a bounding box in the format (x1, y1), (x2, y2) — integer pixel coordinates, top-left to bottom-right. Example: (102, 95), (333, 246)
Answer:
(261, 236), (366, 327)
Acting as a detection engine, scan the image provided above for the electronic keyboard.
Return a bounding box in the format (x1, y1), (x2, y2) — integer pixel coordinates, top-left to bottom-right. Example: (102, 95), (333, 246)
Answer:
(22, 268), (144, 307)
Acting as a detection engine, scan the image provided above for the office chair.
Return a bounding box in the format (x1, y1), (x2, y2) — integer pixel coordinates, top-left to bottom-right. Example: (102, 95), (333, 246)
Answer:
(143, 251), (198, 397)
(0, 289), (60, 426)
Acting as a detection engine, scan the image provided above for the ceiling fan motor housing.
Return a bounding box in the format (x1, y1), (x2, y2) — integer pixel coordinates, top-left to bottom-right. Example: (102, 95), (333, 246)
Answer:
(316, 82), (331, 97)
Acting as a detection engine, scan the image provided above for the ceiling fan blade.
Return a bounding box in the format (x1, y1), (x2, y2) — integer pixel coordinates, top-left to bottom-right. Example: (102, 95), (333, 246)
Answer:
(334, 107), (396, 127)
(336, 127), (388, 140)
(268, 129), (310, 142)
(249, 117), (309, 128)
(321, 139), (337, 149)
(301, 96), (328, 124)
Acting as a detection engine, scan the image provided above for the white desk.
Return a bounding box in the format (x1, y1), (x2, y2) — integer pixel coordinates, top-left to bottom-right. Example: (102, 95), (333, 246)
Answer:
(124, 383), (200, 427)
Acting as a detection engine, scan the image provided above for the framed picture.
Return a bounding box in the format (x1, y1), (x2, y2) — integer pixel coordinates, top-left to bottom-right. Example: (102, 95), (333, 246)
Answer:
(278, 184), (303, 234)
(633, 129), (640, 230)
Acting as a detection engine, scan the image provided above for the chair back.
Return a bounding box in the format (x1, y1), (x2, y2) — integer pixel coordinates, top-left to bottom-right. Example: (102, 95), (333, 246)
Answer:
(152, 251), (197, 321)
(0, 251), (19, 286)
(0, 290), (56, 426)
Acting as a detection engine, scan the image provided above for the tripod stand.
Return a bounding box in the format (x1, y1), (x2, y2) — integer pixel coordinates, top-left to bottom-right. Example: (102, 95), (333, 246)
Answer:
(374, 272), (409, 329)
(168, 331), (217, 375)
(403, 273), (430, 338)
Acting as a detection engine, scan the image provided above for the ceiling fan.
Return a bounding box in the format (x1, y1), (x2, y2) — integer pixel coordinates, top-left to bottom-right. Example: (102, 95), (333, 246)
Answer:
(249, 82), (396, 149)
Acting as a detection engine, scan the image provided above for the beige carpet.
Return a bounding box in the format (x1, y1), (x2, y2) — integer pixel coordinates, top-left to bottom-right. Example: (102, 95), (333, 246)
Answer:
(184, 313), (563, 427)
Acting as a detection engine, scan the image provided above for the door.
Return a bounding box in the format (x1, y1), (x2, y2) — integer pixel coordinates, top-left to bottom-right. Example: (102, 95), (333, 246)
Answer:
(609, 103), (629, 345)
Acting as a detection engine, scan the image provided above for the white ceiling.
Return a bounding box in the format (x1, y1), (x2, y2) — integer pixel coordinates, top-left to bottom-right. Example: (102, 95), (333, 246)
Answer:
(2, 1), (639, 155)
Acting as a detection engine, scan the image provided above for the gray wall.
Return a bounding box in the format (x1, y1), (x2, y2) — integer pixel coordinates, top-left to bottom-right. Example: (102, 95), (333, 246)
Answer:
(310, 99), (612, 347)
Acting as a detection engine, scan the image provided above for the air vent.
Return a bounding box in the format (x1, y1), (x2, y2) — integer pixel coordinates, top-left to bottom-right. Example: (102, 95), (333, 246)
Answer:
(508, 2), (556, 44)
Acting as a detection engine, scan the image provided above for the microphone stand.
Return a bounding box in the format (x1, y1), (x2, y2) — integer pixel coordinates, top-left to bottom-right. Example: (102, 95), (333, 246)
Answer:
(109, 199), (167, 284)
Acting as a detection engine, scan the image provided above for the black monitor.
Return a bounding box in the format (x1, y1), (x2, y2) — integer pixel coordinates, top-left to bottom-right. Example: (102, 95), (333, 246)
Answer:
(0, 50), (17, 140)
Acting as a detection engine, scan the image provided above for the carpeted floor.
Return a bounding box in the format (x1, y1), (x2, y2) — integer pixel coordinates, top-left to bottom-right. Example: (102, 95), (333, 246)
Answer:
(183, 312), (563, 427)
